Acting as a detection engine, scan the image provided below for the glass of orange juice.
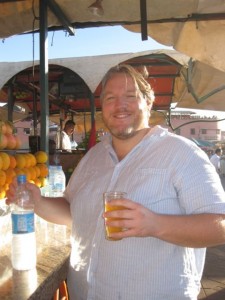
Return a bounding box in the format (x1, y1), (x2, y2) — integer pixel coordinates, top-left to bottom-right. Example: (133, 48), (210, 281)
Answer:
(103, 191), (127, 241)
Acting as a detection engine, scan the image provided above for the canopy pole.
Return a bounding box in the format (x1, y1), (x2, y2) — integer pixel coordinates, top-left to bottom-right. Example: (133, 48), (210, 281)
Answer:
(39, 0), (49, 153)
(7, 79), (15, 122)
(89, 92), (95, 128)
(140, 0), (148, 40)
(87, 91), (96, 150)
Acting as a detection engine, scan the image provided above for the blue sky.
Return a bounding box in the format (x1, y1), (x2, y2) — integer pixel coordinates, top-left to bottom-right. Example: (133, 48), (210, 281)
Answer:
(0, 25), (170, 62)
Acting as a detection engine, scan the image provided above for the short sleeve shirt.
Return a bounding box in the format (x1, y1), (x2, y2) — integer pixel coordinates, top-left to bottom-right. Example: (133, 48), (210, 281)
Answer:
(65, 126), (225, 300)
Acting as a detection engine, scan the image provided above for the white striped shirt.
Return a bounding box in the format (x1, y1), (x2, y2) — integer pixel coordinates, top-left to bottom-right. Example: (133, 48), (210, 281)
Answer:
(65, 125), (225, 300)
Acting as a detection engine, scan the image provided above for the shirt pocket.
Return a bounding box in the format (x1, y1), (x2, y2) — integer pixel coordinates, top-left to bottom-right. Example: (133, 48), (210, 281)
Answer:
(128, 168), (168, 208)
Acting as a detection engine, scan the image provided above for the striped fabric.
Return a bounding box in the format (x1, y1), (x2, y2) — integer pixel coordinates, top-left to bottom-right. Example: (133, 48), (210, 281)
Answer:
(65, 125), (225, 300)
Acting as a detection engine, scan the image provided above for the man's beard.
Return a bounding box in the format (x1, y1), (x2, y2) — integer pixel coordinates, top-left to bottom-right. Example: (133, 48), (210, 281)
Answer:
(108, 125), (137, 140)
(102, 115), (142, 140)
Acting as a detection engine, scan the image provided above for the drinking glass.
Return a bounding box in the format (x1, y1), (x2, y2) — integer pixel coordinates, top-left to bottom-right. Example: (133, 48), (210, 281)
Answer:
(103, 191), (127, 241)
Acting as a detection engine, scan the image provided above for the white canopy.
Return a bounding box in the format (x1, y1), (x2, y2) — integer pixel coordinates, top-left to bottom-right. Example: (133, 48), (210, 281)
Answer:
(1, 0), (225, 73)
(0, 49), (189, 94)
(1, 49), (225, 113)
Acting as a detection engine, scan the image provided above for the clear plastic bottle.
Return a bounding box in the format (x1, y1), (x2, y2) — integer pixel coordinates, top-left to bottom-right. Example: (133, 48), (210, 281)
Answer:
(11, 174), (36, 270)
(48, 165), (66, 197)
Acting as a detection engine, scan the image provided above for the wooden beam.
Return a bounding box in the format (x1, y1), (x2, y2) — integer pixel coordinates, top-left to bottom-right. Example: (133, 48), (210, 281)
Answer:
(47, 0), (75, 36)
(140, 0), (148, 41)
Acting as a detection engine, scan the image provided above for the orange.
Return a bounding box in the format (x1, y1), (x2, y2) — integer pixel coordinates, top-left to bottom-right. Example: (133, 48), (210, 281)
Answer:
(5, 134), (16, 150)
(9, 155), (17, 169)
(0, 121), (7, 134)
(0, 186), (6, 199)
(27, 153), (36, 167)
(3, 183), (9, 192)
(28, 167), (36, 180)
(33, 165), (41, 178)
(0, 156), (3, 170)
(34, 151), (48, 164)
(0, 170), (6, 186)
(34, 178), (41, 188)
(0, 133), (8, 149)
(15, 154), (26, 169)
(14, 168), (25, 176)
(5, 168), (16, 184)
(5, 121), (13, 135)
(39, 176), (48, 187)
(36, 163), (48, 177)
(23, 153), (31, 168)
(14, 135), (22, 149)
(0, 152), (10, 170)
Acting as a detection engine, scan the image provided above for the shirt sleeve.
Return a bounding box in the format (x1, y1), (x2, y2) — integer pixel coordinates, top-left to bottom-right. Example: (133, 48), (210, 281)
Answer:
(174, 148), (225, 214)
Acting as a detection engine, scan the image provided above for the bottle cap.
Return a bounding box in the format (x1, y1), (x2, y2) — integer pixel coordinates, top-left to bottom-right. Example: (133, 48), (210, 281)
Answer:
(17, 174), (26, 183)
(49, 165), (58, 169)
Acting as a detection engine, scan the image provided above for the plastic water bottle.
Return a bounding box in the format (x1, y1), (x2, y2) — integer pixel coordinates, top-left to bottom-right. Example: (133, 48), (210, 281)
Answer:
(11, 174), (36, 270)
(48, 165), (66, 197)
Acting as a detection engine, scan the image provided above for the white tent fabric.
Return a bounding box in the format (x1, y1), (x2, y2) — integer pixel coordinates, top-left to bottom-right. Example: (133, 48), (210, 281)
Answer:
(1, 49), (225, 112)
(126, 19), (225, 72)
(174, 60), (225, 111)
(0, 49), (190, 93)
(1, 0), (225, 72)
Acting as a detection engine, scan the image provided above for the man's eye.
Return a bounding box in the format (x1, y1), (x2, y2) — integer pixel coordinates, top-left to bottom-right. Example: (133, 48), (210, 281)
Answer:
(125, 94), (136, 100)
(104, 96), (115, 102)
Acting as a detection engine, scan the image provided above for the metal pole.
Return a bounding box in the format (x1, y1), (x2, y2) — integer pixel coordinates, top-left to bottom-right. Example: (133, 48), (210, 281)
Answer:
(7, 80), (14, 122)
(39, 0), (49, 153)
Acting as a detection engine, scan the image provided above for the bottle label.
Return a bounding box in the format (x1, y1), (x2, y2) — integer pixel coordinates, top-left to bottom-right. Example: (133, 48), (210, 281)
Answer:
(12, 212), (35, 234)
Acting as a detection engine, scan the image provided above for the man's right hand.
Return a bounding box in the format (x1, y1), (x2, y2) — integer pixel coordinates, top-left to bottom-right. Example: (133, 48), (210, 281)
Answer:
(6, 178), (42, 206)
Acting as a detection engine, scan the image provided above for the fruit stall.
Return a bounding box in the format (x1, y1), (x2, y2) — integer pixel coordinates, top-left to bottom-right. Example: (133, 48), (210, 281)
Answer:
(0, 120), (49, 201)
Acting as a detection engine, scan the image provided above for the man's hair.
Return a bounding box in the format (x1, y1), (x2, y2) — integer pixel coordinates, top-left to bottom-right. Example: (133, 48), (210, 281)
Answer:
(64, 120), (75, 127)
(215, 148), (221, 154)
(100, 64), (155, 106)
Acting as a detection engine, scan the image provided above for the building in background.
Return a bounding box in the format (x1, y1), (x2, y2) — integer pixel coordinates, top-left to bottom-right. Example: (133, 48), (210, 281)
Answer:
(165, 110), (225, 155)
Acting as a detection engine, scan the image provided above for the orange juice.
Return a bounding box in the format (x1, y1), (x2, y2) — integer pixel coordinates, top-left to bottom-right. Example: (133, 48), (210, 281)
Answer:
(104, 203), (126, 241)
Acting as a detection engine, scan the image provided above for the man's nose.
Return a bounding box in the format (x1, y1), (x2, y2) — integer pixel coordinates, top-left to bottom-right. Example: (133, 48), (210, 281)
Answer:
(114, 96), (127, 107)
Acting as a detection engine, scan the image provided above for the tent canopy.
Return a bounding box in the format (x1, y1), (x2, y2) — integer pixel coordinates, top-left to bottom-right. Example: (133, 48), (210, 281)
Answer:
(0, 50), (190, 117)
(1, 49), (225, 122)
(1, 0), (225, 72)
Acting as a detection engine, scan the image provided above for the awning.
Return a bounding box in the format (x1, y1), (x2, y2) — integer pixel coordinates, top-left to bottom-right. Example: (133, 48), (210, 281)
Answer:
(0, 49), (190, 116)
(2, 49), (225, 115)
(1, 0), (225, 73)
(190, 138), (215, 148)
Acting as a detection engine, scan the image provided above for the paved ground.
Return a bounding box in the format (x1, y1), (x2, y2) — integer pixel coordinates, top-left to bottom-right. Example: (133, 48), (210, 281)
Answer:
(198, 175), (225, 299)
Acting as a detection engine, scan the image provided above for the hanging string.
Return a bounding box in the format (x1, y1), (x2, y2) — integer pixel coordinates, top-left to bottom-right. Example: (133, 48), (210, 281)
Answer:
(31, 0), (39, 78)
(51, 31), (55, 47)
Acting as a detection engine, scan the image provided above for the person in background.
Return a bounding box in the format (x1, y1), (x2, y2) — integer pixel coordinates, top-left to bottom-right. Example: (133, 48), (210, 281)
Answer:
(56, 120), (77, 152)
(210, 148), (222, 173)
(6, 65), (225, 300)
(49, 139), (56, 154)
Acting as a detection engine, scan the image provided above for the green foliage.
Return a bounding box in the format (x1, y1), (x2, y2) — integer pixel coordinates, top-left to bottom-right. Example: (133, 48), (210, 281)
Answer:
(77, 131), (100, 150)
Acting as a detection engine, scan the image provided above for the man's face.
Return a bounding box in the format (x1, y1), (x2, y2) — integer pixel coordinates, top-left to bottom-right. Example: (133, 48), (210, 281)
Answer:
(101, 73), (150, 140)
(66, 125), (74, 136)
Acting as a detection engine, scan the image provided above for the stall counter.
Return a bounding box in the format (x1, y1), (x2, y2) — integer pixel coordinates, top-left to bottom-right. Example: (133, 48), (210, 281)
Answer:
(49, 150), (85, 184)
(0, 210), (71, 300)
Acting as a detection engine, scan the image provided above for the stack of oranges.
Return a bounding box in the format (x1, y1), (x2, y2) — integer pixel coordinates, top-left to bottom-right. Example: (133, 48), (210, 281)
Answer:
(0, 120), (21, 150)
(0, 150), (49, 200)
